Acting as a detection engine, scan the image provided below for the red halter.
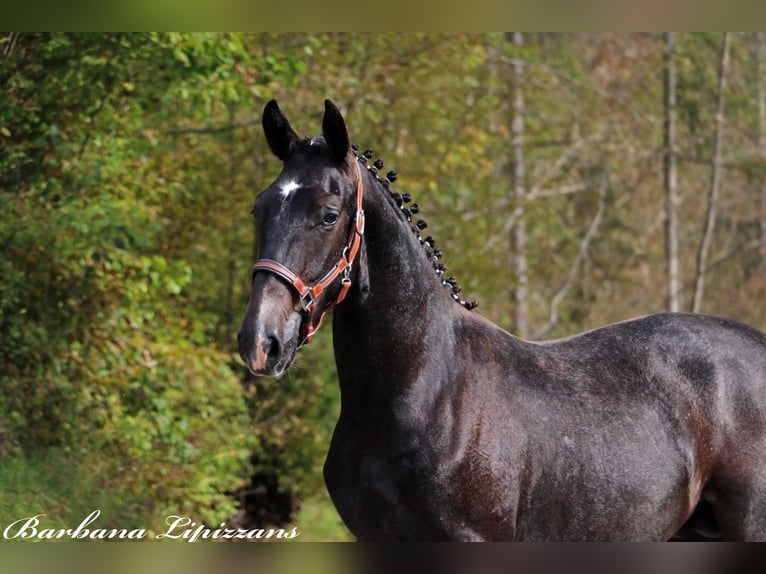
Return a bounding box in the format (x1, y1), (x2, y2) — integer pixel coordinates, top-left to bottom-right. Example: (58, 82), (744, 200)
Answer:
(252, 160), (365, 346)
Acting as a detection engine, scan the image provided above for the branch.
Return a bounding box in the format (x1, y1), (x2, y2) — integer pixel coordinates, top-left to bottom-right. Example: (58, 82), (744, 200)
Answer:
(533, 184), (589, 199)
(503, 57), (656, 127)
(709, 238), (766, 272)
(165, 119), (260, 135)
(532, 171), (608, 339)
(719, 191), (766, 209)
(1, 32), (18, 59)
(471, 132), (603, 246)
(526, 134), (592, 199)
(474, 181), (589, 254)
(77, 96), (108, 160)
(691, 32), (731, 314)
(469, 207), (520, 254)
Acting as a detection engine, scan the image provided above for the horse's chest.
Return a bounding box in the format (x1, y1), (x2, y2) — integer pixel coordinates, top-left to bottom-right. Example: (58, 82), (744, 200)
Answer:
(324, 423), (508, 540)
(324, 432), (454, 539)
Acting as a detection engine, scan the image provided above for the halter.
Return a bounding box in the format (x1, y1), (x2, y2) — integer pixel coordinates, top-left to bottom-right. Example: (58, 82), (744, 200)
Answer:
(252, 160), (365, 346)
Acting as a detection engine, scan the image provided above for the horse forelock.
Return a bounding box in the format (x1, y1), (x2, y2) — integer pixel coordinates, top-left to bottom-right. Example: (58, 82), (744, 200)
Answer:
(283, 135), (333, 161)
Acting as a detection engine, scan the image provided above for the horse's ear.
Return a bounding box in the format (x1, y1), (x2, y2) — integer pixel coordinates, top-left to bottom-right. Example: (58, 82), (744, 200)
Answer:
(322, 99), (350, 166)
(262, 99), (298, 161)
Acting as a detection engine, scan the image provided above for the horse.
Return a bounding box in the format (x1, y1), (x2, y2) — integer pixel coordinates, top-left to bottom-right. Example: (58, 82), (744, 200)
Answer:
(237, 99), (766, 541)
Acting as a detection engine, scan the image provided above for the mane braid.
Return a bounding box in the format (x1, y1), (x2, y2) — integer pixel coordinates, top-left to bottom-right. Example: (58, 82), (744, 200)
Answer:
(352, 144), (478, 311)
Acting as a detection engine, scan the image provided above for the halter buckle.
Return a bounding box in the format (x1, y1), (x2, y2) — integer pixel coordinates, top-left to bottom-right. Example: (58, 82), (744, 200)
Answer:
(355, 209), (366, 235)
(299, 291), (316, 313)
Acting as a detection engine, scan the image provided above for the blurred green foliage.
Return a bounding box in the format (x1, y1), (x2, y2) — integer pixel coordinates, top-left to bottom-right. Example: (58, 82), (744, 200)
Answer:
(2, 33), (765, 540)
(0, 32), (302, 531)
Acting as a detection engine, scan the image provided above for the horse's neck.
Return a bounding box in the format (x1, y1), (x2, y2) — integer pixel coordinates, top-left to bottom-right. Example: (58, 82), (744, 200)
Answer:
(332, 176), (456, 401)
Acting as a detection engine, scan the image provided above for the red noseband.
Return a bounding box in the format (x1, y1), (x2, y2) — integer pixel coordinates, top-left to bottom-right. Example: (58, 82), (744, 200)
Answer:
(252, 160), (365, 346)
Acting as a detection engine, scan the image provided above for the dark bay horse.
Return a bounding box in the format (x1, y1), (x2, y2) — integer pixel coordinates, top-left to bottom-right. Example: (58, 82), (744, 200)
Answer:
(237, 99), (766, 541)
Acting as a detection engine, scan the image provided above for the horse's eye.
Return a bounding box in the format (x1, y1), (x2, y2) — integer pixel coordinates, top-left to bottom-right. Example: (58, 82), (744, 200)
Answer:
(322, 212), (339, 227)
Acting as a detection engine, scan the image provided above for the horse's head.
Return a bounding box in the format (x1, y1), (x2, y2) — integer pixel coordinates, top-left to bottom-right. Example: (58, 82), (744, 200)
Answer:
(238, 99), (364, 377)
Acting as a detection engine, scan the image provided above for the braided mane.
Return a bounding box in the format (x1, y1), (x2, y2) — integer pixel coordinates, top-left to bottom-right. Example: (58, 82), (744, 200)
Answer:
(352, 144), (478, 311)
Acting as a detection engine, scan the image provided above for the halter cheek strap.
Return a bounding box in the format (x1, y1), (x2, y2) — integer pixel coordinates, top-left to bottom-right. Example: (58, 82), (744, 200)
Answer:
(252, 160), (365, 346)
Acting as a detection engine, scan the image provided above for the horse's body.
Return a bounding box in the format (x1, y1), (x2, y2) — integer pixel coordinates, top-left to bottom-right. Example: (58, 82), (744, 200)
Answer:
(238, 100), (766, 541)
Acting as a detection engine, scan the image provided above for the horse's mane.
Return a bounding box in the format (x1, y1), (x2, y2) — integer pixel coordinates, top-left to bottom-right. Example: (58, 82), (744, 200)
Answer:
(352, 143), (478, 311)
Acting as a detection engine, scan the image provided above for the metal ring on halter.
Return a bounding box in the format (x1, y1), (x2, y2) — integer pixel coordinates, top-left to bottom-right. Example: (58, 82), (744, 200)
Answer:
(299, 291), (316, 313)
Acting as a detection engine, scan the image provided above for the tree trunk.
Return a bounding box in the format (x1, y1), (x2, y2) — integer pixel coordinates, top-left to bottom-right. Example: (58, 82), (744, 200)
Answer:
(663, 32), (681, 313)
(510, 32), (529, 338)
(757, 32), (766, 268)
(691, 33), (731, 314)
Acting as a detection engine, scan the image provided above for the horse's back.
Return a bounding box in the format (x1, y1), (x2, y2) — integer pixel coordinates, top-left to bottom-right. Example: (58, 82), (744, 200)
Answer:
(456, 311), (766, 540)
(515, 312), (766, 474)
(508, 312), (764, 394)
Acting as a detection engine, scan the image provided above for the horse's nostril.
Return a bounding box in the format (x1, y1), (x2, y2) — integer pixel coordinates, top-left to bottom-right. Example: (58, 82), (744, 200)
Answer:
(265, 335), (282, 369)
(247, 332), (283, 373)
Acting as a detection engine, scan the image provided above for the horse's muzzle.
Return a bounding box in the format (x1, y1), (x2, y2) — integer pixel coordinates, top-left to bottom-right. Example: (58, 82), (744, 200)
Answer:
(238, 277), (300, 377)
(238, 329), (281, 375)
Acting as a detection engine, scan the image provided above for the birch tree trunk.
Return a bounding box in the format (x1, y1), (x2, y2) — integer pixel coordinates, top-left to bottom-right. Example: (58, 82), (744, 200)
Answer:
(691, 32), (731, 314)
(510, 31), (529, 338)
(663, 32), (681, 313)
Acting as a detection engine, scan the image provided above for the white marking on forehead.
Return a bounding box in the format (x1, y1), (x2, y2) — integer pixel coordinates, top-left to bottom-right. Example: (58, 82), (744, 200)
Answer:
(279, 179), (302, 199)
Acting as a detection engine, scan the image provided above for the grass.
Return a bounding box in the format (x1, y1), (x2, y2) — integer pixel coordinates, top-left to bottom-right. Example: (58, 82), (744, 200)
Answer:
(292, 495), (353, 542)
(0, 450), (138, 539)
(0, 451), (354, 542)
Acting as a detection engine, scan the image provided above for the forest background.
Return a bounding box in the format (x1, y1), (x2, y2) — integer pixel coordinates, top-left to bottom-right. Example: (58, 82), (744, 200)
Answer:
(2, 32), (765, 541)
